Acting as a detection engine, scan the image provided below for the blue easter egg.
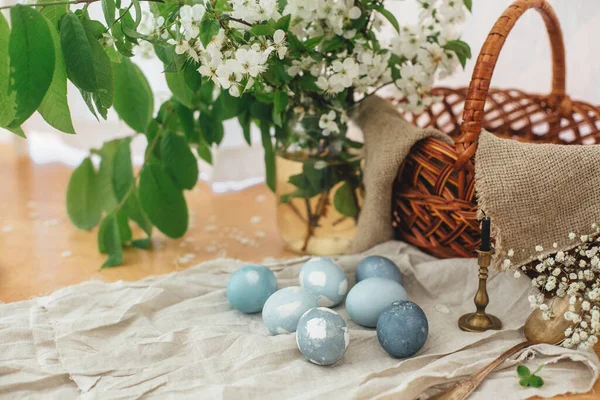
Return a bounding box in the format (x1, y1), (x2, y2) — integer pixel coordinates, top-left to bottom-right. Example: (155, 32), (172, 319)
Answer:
(356, 256), (403, 285)
(346, 278), (408, 327)
(377, 300), (429, 358)
(296, 307), (349, 366)
(262, 286), (319, 335)
(226, 264), (277, 314)
(299, 258), (348, 307)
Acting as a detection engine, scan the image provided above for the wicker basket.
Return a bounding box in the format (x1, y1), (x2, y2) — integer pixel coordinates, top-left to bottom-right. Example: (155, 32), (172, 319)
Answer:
(390, 0), (600, 259)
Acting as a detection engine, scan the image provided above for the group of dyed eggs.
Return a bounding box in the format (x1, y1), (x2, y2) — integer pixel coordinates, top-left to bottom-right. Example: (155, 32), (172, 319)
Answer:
(226, 256), (429, 366)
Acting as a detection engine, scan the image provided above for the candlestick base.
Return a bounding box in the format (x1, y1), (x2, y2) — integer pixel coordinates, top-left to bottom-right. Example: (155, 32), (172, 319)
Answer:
(458, 312), (502, 332)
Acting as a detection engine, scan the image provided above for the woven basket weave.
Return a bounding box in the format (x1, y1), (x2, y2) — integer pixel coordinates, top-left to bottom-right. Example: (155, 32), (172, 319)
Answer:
(390, 0), (600, 259)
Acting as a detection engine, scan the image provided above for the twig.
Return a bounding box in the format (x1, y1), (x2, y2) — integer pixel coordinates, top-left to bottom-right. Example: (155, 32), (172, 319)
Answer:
(227, 17), (253, 28)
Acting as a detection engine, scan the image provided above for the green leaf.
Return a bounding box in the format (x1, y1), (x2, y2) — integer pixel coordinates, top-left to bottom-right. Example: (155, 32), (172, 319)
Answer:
(374, 5), (400, 33)
(116, 208), (132, 244)
(131, 0), (142, 27)
(274, 92), (288, 114)
(516, 365), (531, 378)
(214, 0), (233, 12)
(66, 157), (103, 230)
(39, 0), (68, 28)
(96, 140), (119, 211)
(97, 212), (123, 267)
(113, 58), (153, 132)
(260, 120), (275, 192)
(320, 36), (345, 53)
(0, 13), (16, 128)
(174, 101), (199, 142)
(528, 375), (544, 388)
(81, 19), (106, 39)
(8, 6), (55, 127)
(519, 378), (530, 388)
(38, 17), (75, 134)
(132, 238), (152, 249)
(161, 132), (199, 190)
(85, 28), (114, 109)
(200, 18), (220, 48)
(238, 111), (251, 145)
(199, 112), (224, 145)
(251, 23), (275, 36)
(333, 182), (359, 218)
(102, 0), (116, 26)
(304, 35), (323, 50)
(195, 140), (212, 164)
(213, 91), (244, 120)
(464, 0), (472, 12)
(166, 71), (195, 108)
(61, 12), (97, 92)
(7, 126), (25, 138)
(275, 14), (290, 31)
(111, 138), (134, 201)
(139, 163), (188, 238)
(444, 40), (472, 69)
(124, 189), (153, 237)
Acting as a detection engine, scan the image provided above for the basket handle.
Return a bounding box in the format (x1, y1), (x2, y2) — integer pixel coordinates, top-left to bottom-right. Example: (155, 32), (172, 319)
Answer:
(455, 0), (568, 167)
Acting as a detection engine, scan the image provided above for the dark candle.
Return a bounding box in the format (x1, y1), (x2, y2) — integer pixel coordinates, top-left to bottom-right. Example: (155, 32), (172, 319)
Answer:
(480, 217), (491, 251)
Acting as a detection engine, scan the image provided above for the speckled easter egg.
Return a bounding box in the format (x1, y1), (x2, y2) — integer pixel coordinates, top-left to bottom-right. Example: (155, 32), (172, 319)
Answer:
(226, 264), (277, 314)
(299, 258), (348, 307)
(355, 256), (403, 285)
(377, 300), (428, 358)
(296, 307), (349, 366)
(346, 278), (408, 327)
(262, 286), (319, 335)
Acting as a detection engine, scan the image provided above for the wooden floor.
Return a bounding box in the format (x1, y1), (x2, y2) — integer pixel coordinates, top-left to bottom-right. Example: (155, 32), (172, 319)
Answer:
(0, 144), (597, 399)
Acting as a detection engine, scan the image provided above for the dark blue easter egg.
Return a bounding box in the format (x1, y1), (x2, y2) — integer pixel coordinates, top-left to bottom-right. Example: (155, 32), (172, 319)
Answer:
(355, 256), (402, 285)
(376, 300), (428, 358)
(296, 307), (349, 366)
(226, 264), (277, 313)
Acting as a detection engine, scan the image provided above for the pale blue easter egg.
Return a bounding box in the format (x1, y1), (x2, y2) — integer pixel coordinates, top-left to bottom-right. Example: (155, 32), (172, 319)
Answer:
(299, 258), (348, 307)
(262, 286), (319, 335)
(377, 300), (429, 358)
(296, 307), (349, 366)
(346, 278), (408, 327)
(226, 264), (277, 314)
(355, 256), (403, 285)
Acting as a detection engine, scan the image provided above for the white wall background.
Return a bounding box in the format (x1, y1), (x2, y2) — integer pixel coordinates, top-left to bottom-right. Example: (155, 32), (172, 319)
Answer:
(2, 0), (600, 185)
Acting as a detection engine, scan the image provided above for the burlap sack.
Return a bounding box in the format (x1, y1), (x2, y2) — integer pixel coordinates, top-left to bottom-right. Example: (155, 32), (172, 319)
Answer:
(348, 95), (452, 253)
(475, 130), (600, 269)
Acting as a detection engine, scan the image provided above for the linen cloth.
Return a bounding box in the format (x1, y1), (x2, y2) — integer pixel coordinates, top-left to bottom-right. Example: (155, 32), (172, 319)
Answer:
(475, 130), (600, 269)
(0, 241), (597, 399)
(348, 95), (453, 253)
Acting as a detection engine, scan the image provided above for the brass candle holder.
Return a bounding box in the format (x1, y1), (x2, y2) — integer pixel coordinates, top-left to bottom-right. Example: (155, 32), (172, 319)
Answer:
(459, 218), (502, 332)
(458, 249), (502, 332)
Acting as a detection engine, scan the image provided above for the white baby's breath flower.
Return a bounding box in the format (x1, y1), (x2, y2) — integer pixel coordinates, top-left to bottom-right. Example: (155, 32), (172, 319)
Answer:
(535, 245), (544, 252)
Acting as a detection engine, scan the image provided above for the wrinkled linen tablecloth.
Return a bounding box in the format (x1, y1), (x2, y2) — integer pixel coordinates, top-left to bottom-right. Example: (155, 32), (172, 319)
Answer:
(0, 241), (598, 399)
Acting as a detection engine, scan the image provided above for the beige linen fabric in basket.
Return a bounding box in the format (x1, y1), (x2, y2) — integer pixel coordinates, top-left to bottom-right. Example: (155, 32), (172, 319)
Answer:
(0, 241), (597, 399)
(348, 95), (452, 253)
(475, 131), (600, 269)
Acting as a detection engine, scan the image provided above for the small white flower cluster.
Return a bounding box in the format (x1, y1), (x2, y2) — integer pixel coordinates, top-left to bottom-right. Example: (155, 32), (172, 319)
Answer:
(509, 225), (600, 350)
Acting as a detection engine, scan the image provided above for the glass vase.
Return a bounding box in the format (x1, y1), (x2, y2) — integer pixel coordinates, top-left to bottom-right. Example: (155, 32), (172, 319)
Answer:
(276, 147), (363, 256)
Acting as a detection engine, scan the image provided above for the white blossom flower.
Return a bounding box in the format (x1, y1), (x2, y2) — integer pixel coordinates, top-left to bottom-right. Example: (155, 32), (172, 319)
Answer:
(331, 58), (360, 88)
(272, 29), (288, 59)
(319, 110), (339, 136)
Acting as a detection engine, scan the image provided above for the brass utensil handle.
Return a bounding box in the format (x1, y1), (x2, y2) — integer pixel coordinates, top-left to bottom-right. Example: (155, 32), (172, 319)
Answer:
(430, 341), (531, 400)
